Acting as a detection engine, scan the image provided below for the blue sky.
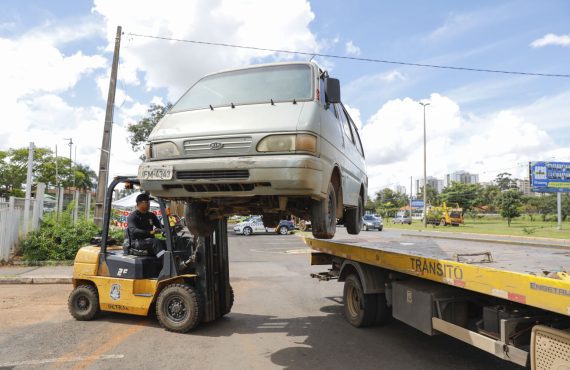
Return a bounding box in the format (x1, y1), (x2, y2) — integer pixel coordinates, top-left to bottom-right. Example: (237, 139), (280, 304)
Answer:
(1, 0), (569, 194)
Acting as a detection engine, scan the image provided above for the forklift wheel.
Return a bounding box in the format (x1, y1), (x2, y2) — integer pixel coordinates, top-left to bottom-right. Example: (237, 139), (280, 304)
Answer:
(156, 283), (203, 333)
(221, 285), (234, 316)
(68, 284), (100, 321)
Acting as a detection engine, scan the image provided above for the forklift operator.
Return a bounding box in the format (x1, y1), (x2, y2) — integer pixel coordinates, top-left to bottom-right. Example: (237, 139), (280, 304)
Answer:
(127, 193), (166, 259)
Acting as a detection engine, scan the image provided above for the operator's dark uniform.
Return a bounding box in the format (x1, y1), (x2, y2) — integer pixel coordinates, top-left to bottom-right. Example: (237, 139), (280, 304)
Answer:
(127, 208), (166, 258)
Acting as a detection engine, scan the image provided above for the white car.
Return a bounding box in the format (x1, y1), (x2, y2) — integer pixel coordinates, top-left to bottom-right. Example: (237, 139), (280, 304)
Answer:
(139, 61), (367, 240)
(233, 217), (267, 236)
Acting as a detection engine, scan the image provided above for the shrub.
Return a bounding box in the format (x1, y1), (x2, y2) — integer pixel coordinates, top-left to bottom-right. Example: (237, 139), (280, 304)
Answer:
(22, 205), (99, 261)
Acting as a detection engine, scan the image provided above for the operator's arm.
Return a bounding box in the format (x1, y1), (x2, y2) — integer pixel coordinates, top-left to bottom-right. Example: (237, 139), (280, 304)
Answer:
(127, 212), (152, 239)
(151, 213), (163, 230)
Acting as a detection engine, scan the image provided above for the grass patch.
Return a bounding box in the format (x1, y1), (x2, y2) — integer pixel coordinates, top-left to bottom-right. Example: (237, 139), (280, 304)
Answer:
(385, 218), (570, 239)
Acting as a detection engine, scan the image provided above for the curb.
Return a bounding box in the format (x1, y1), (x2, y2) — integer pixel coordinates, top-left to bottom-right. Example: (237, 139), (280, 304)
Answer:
(0, 277), (72, 284)
(401, 233), (570, 250)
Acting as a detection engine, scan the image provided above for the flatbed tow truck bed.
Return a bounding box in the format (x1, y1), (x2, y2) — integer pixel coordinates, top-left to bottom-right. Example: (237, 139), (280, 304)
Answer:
(303, 233), (570, 368)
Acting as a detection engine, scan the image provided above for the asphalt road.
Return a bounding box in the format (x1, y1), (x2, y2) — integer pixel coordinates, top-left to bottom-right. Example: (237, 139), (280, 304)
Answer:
(0, 228), (522, 369)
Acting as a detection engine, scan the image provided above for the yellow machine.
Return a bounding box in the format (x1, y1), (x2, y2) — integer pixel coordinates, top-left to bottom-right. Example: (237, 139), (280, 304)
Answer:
(424, 202), (464, 226)
(68, 176), (233, 333)
(440, 202), (464, 226)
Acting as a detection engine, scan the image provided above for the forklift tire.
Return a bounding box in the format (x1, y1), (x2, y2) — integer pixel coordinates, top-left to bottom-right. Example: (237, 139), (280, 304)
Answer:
(68, 284), (100, 321)
(156, 283), (203, 333)
(343, 274), (377, 328)
(221, 285), (234, 316)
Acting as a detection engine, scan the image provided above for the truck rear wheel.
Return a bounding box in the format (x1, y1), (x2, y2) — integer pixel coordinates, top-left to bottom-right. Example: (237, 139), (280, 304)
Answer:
(156, 283), (203, 333)
(68, 284), (99, 321)
(311, 182), (337, 239)
(374, 293), (391, 325)
(343, 274), (377, 327)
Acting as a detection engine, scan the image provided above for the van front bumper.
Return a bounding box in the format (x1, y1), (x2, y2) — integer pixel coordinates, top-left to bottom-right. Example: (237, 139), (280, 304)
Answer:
(139, 155), (327, 199)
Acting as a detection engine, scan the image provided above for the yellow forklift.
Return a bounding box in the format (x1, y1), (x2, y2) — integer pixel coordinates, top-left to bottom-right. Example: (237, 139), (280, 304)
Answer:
(68, 176), (233, 332)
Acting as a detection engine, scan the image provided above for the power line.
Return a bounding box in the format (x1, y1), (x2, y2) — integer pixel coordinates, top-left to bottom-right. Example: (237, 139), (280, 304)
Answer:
(126, 32), (570, 78)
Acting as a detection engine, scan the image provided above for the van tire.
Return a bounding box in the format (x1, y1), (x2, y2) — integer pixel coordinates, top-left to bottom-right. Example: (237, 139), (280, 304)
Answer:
(186, 202), (214, 236)
(311, 182), (337, 239)
(345, 194), (363, 235)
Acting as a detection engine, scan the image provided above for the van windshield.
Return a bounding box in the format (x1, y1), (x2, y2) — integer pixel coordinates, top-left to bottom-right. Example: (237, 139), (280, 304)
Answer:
(170, 64), (313, 113)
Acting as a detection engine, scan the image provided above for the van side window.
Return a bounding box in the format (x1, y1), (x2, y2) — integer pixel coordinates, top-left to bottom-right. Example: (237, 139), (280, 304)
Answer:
(337, 104), (355, 144)
(342, 105), (364, 157)
(351, 121), (365, 157)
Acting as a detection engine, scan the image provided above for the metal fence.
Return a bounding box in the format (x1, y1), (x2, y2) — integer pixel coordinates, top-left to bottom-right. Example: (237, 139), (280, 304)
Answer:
(0, 184), (93, 262)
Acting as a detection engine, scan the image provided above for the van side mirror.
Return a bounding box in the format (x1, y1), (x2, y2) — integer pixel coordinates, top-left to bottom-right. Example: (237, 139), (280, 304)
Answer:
(325, 78), (341, 103)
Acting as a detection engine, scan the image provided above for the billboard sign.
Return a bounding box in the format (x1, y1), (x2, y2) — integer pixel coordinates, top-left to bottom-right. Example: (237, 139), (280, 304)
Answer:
(411, 199), (425, 208)
(529, 161), (570, 193)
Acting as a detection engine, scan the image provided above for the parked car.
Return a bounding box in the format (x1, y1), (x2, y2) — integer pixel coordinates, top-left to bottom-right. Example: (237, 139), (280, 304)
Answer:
(139, 61), (367, 240)
(233, 216), (295, 236)
(233, 216), (265, 236)
(393, 212), (412, 225)
(362, 214), (383, 231)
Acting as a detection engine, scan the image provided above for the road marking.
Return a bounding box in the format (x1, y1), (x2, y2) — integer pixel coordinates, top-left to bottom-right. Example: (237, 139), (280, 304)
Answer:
(73, 323), (143, 370)
(0, 354), (124, 367)
(285, 249), (312, 254)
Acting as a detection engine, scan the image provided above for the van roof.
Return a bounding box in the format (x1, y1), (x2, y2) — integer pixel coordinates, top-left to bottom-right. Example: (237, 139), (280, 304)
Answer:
(200, 61), (320, 79)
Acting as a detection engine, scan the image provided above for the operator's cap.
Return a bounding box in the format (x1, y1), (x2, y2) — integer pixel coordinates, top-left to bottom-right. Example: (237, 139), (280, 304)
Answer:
(135, 193), (153, 204)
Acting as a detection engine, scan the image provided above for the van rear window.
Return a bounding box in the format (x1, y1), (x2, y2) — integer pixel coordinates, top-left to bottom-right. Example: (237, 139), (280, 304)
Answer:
(171, 64), (313, 113)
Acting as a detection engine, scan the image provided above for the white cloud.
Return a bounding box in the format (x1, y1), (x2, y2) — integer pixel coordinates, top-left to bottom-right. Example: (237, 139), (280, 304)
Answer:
(345, 40), (361, 56)
(530, 33), (570, 48)
(361, 93), (567, 196)
(93, 0), (320, 101)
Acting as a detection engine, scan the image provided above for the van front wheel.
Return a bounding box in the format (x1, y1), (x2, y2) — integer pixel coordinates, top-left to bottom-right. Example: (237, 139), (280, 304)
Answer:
(311, 182), (337, 239)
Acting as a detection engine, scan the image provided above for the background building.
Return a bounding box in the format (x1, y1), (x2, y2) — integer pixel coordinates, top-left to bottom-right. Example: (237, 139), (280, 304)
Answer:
(445, 170), (480, 187)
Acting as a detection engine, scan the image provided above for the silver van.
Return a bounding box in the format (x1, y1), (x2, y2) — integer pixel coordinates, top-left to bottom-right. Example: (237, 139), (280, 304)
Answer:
(139, 62), (367, 239)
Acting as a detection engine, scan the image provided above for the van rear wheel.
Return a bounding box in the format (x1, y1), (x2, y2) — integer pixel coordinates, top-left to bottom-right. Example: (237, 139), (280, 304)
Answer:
(311, 182), (337, 239)
(345, 194), (364, 235)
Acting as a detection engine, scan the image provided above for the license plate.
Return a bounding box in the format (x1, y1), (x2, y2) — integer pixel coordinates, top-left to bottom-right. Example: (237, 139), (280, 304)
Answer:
(139, 165), (173, 180)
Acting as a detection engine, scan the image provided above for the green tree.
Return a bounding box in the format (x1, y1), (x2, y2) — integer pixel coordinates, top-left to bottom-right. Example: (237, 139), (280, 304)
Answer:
(127, 103), (173, 154)
(418, 184), (438, 206)
(0, 147), (97, 197)
(495, 189), (522, 226)
(438, 182), (480, 211)
(495, 172), (517, 191)
(373, 188), (409, 217)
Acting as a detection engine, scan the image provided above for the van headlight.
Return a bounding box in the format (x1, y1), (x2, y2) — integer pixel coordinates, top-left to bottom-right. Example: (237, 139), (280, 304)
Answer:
(151, 142), (179, 158)
(257, 134), (317, 154)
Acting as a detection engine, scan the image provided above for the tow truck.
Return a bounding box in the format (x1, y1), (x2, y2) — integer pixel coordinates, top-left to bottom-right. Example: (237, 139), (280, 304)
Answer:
(70, 176), (569, 367)
(306, 234), (570, 369)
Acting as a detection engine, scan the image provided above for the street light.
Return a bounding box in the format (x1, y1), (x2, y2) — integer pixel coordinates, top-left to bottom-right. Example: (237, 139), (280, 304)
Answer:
(64, 138), (74, 189)
(419, 101), (430, 228)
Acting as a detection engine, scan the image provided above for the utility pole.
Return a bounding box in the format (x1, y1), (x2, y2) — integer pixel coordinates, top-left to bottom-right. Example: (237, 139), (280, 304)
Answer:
(409, 176), (413, 222)
(419, 101), (430, 228)
(64, 138), (73, 189)
(23, 142), (34, 234)
(557, 192), (562, 230)
(94, 25), (122, 228)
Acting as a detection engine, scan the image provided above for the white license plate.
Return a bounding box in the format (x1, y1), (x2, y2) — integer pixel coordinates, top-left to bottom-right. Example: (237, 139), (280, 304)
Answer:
(139, 165), (173, 180)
